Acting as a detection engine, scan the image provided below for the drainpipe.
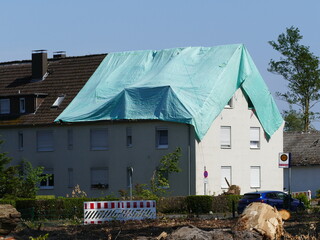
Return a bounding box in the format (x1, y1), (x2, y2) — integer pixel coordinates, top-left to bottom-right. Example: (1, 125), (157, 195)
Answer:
(188, 124), (191, 196)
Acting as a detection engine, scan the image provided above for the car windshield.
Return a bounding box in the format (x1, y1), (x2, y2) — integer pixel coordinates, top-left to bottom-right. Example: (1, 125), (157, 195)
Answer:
(242, 194), (261, 199)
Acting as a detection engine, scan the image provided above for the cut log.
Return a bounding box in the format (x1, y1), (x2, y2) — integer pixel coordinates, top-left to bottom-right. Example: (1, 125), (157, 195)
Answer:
(234, 202), (284, 239)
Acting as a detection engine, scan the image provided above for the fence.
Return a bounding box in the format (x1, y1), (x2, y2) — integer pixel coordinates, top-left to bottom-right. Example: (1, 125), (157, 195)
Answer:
(84, 200), (156, 224)
(291, 190), (312, 200)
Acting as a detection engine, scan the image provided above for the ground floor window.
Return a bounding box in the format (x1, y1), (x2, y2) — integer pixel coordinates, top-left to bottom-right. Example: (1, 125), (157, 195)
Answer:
(250, 166), (261, 189)
(40, 169), (54, 189)
(91, 168), (108, 189)
(221, 166), (232, 189)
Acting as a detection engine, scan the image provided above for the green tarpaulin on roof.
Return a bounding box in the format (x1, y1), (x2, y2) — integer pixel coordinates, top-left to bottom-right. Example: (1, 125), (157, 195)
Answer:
(55, 44), (283, 140)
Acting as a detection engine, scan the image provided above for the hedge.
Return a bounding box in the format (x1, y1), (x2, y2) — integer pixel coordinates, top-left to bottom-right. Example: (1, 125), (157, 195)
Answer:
(0, 194), (241, 220)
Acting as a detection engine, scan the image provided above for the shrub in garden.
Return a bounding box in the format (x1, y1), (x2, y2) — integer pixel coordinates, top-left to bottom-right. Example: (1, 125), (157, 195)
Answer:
(157, 196), (188, 214)
(294, 193), (310, 208)
(186, 195), (213, 214)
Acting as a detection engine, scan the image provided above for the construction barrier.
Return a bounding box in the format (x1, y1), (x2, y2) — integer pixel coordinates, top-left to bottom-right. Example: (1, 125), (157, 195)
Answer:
(291, 190), (312, 200)
(84, 200), (156, 224)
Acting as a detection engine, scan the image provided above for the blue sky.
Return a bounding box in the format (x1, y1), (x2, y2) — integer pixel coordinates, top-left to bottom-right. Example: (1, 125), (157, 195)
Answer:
(1, 0), (320, 122)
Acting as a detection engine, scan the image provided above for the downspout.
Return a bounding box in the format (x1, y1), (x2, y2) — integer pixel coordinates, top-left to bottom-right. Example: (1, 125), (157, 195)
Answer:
(188, 124), (191, 196)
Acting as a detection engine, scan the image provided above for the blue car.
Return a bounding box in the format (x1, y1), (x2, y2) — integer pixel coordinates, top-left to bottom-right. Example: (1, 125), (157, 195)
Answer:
(237, 191), (305, 214)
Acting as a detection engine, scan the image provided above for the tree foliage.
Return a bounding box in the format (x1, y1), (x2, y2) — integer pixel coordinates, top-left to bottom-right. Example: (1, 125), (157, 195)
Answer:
(0, 140), (48, 199)
(268, 26), (320, 132)
(282, 107), (304, 132)
(150, 147), (182, 196)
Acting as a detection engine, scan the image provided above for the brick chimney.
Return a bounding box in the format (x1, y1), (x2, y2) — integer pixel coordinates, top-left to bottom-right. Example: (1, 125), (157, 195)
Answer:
(32, 50), (48, 81)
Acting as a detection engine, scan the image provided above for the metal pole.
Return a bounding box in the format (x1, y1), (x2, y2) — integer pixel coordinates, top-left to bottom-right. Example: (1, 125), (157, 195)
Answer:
(288, 167), (291, 195)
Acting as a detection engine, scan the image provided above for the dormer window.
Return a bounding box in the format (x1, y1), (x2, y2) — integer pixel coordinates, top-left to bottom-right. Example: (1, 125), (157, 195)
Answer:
(52, 95), (65, 108)
(0, 99), (10, 114)
(19, 98), (26, 113)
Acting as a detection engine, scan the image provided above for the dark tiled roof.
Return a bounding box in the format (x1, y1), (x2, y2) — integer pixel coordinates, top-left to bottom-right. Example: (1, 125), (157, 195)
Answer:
(0, 54), (106, 126)
(284, 131), (320, 166)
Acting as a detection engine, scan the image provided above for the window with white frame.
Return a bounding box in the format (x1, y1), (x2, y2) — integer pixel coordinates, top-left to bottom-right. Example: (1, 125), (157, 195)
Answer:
(67, 129), (73, 150)
(250, 127), (260, 149)
(90, 129), (108, 150)
(221, 166), (232, 189)
(40, 169), (54, 189)
(68, 168), (74, 188)
(156, 128), (168, 149)
(37, 131), (54, 151)
(250, 166), (261, 188)
(19, 98), (26, 113)
(0, 99), (10, 114)
(126, 127), (132, 147)
(91, 168), (108, 189)
(18, 131), (24, 151)
(220, 126), (231, 148)
(51, 95), (65, 108)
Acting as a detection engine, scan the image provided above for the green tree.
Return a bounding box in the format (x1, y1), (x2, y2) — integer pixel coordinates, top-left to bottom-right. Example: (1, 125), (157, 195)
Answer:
(150, 147), (182, 196)
(0, 140), (48, 198)
(282, 107), (304, 132)
(268, 26), (320, 132)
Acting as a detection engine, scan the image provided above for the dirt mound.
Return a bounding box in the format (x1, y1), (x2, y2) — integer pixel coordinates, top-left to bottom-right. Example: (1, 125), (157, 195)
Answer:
(0, 204), (21, 236)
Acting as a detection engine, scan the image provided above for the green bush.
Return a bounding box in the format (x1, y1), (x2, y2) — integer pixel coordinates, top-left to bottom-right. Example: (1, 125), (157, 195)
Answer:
(316, 189), (320, 199)
(211, 195), (241, 213)
(0, 199), (16, 207)
(294, 193), (310, 208)
(157, 196), (188, 214)
(186, 195), (213, 214)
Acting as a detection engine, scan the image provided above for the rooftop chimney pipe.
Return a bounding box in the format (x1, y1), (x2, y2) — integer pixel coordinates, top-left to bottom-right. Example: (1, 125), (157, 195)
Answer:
(32, 50), (48, 81)
(53, 51), (66, 59)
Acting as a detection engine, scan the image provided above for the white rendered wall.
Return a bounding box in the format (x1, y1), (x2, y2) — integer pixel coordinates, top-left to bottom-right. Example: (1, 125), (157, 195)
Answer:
(195, 89), (284, 196)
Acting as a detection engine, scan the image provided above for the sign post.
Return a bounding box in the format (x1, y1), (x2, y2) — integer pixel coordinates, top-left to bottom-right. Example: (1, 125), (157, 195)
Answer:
(203, 167), (208, 195)
(279, 152), (291, 194)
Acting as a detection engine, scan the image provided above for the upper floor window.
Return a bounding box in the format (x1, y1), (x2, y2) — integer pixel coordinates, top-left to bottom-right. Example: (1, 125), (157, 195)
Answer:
(220, 126), (231, 149)
(156, 128), (168, 149)
(250, 127), (260, 149)
(126, 127), (132, 147)
(18, 131), (24, 151)
(0, 99), (10, 114)
(19, 98), (26, 113)
(90, 129), (108, 150)
(37, 130), (54, 151)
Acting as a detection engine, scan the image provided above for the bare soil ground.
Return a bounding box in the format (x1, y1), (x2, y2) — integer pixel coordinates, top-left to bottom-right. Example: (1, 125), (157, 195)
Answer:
(8, 212), (320, 240)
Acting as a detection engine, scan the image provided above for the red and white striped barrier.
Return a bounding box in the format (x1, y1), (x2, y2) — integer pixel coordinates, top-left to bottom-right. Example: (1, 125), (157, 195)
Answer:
(84, 200), (156, 224)
(292, 190), (312, 200)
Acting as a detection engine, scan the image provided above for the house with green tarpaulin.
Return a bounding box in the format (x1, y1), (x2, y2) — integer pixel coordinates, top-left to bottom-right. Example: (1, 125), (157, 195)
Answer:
(0, 44), (283, 197)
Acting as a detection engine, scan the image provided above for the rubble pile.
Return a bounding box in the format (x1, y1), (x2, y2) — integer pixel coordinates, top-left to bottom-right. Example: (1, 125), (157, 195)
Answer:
(0, 205), (21, 236)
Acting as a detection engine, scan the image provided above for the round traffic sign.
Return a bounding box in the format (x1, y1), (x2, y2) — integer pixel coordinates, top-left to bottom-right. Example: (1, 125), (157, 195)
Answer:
(204, 170), (208, 178)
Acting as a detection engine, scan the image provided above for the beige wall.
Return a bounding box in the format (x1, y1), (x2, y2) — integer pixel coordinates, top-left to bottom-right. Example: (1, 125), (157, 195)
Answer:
(195, 89), (284, 195)
(0, 121), (194, 197)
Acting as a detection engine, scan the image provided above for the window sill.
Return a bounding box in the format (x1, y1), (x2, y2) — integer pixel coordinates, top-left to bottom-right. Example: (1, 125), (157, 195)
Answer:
(157, 145), (168, 149)
(250, 147), (260, 150)
(90, 148), (109, 151)
(40, 186), (54, 190)
(221, 146), (231, 149)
